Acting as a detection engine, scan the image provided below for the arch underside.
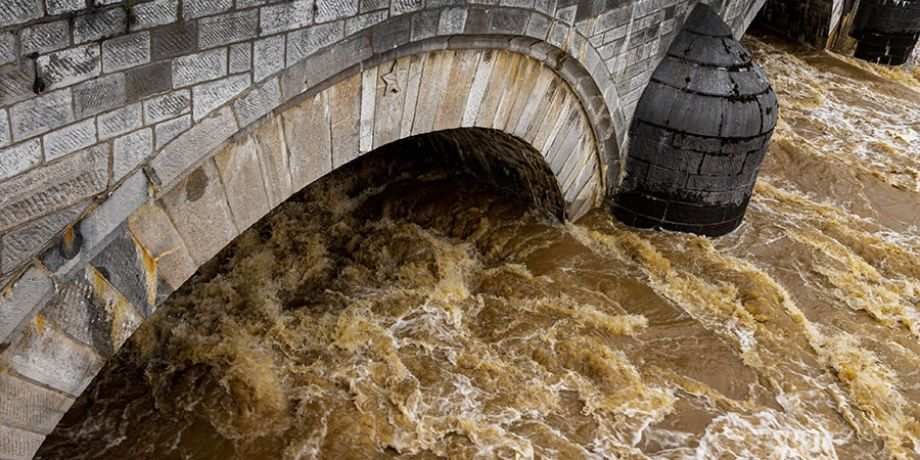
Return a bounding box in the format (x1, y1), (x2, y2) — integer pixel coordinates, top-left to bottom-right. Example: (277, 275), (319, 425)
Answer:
(0, 46), (603, 457)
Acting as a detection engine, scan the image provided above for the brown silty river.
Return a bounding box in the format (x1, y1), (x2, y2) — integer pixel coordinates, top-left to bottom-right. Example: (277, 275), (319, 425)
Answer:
(36, 34), (920, 459)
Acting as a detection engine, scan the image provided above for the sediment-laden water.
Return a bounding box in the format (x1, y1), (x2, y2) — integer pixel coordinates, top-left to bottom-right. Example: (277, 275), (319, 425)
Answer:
(37, 35), (920, 459)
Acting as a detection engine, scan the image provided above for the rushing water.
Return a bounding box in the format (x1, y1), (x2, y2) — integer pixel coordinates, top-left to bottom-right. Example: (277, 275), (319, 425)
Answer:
(36, 34), (920, 460)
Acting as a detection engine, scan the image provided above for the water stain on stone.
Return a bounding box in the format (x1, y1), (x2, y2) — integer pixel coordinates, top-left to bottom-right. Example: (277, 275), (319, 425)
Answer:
(185, 168), (208, 202)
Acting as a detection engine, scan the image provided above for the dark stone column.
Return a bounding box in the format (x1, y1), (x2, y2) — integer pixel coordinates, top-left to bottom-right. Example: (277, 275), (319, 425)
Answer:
(851, 0), (920, 65)
(611, 4), (778, 237)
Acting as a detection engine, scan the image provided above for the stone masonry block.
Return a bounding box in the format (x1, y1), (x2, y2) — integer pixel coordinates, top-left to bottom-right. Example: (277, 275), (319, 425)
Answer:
(143, 89), (190, 124)
(439, 8), (468, 35)
(0, 423), (45, 460)
(90, 224), (158, 315)
(10, 89), (74, 141)
(345, 10), (388, 36)
(330, 74), (361, 167)
(127, 200), (196, 291)
(154, 114), (191, 149)
(183, 0), (232, 20)
(113, 128), (153, 181)
(0, 32), (15, 66)
(0, 143), (107, 232)
(150, 106), (238, 190)
(260, 1), (314, 35)
(248, 117), (292, 208)
(1, 317), (104, 396)
(131, 0), (179, 31)
(193, 73), (251, 121)
(286, 21), (345, 64)
(21, 20), (70, 56)
(0, 0), (42, 28)
(0, 63), (36, 108)
(199, 10), (259, 49)
(102, 32), (151, 73)
(253, 35), (285, 82)
(229, 43), (252, 73)
(173, 48), (227, 88)
(45, 0), (83, 15)
(0, 372), (75, 435)
(392, 0), (423, 16)
(43, 118), (97, 161)
(0, 267), (51, 343)
(98, 103), (143, 140)
(0, 110), (9, 147)
(160, 160), (238, 265)
(233, 77), (281, 127)
(73, 8), (127, 44)
(282, 92), (332, 190)
(411, 10), (439, 41)
(36, 44), (102, 92)
(151, 21), (198, 60)
(214, 135), (271, 231)
(316, 0), (359, 23)
(73, 73), (126, 119)
(125, 61), (172, 102)
(0, 139), (41, 180)
(1, 201), (87, 275)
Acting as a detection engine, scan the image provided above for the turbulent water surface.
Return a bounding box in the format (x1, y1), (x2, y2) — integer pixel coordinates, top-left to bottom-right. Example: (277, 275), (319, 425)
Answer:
(37, 35), (920, 459)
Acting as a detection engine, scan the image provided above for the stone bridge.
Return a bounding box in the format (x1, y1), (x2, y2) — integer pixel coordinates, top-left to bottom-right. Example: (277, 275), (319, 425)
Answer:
(0, 0), (807, 456)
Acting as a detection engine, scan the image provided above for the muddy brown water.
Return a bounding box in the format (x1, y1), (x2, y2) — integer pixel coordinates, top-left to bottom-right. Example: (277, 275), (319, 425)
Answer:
(36, 35), (920, 460)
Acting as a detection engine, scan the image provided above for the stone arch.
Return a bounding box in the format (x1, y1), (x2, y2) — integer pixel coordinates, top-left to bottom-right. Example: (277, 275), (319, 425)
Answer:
(0, 46), (604, 458)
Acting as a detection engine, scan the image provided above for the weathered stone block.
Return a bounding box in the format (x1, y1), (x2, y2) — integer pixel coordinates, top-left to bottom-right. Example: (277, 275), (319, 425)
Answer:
(346, 10), (388, 36)
(10, 89), (74, 141)
(98, 103), (142, 140)
(102, 32), (151, 73)
(233, 77), (280, 127)
(73, 8), (127, 44)
(0, 139), (40, 180)
(131, 0), (179, 31)
(143, 89), (190, 124)
(160, 160), (238, 265)
(199, 10), (259, 49)
(183, 0), (232, 20)
(0, 423), (45, 460)
(113, 128), (153, 181)
(439, 7), (468, 35)
(372, 14), (410, 53)
(411, 10), (439, 41)
(286, 21), (344, 64)
(20, 20), (69, 56)
(330, 74), (361, 167)
(214, 137), (270, 231)
(282, 92), (332, 190)
(0, 267), (51, 343)
(193, 73), (251, 121)
(0, 318), (104, 396)
(36, 44), (102, 92)
(90, 226), (157, 316)
(151, 21), (198, 60)
(359, 67), (376, 152)
(0, 63), (36, 107)
(127, 200), (196, 291)
(249, 117), (292, 208)
(316, 0), (359, 23)
(229, 43), (251, 73)
(360, 0), (389, 12)
(0, 110), (9, 147)
(45, 0), (82, 15)
(154, 114), (191, 149)
(150, 106), (238, 189)
(1, 201), (87, 275)
(0, 372), (75, 435)
(43, 118), (97, 161)
(173, 48), (227, 88)
(392, 0), (422, 16)
(260, 1), (314, 35)
(0, 0), (42, 28)
(73, 73), (126, 119)
(0, 32), (15, 66)
(253, 35), (285, 82)
(373, 57), (409, 147)
(125, 61), (172, 102)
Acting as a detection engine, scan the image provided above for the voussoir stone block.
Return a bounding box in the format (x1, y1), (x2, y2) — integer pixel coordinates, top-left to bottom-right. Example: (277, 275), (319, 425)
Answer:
(192, 73), (251, 121)
(0, 267), (51, 344)
(233, 77), (281, 128)
(150, 106), (238, 190)
(154, 114), (191, 149)
(143, 89), (191, 124)
(214, 135), (271, 231)
(282, 92), (332, 190)
(1, 201), (88, 275)
(160, 160), (239, 265)
(0, 423), (45, 460)
(0, 372), (75, 435)
(127, 200), (197, 292)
